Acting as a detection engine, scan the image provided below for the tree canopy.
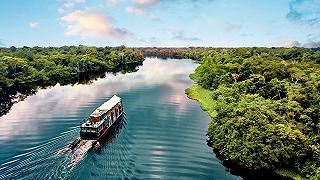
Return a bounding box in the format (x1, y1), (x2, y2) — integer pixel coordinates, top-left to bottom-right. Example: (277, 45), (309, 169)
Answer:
(185, 47), (320, 179)
(0, 45), (144, 116)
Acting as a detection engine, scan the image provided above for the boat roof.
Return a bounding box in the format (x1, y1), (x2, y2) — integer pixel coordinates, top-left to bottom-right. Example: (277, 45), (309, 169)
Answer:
(90, 95), (121, 117)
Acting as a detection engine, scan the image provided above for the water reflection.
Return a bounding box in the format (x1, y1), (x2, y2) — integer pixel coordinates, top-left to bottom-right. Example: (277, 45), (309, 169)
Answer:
(0, 58), (196, 141)
(0, 58), (240, 180)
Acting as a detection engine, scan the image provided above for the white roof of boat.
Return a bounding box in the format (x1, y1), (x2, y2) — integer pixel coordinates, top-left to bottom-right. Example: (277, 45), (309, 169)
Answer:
(90, 95), (121, 117)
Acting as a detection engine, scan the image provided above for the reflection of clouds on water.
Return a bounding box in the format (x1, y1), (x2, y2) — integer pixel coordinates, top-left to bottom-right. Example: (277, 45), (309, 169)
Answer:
(0, 58), (240, 180)
(0, 58), (197, 142)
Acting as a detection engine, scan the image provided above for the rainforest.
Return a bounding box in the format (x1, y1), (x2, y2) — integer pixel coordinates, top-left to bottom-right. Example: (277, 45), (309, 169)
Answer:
(2, 46), (320, 179)
(2, 0), (320, 179)
(0, 46), (144, 116)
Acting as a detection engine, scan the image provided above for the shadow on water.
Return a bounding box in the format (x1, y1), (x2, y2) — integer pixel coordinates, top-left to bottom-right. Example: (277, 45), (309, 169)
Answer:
(207, 140), (291, 180)
(96, 114), (127, 152)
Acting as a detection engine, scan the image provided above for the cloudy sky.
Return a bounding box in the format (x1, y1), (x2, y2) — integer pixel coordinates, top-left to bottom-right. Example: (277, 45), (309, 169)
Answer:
(0, 0), (319, 47)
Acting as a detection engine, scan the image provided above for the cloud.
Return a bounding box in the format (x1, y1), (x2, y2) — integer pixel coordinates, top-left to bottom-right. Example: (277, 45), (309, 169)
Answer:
(125, 0), (159, 17)
(287, 0), (320, 26)
(283, 40), (320, 48)
(133, 0), (159, 6)
(108, 0), (120, 4)
(138, 36), (157, 44)
(73, 0), (85, 3)
(169, 29), (200, 41)
(284, 40), (301, 48)
(29, 21), (40, 29)
(126, 6), (145, 15)
(132, 0), (215, 7)
(58, 8), (65, 13)
(303, 41), (320, 48)
(60, 10), (133, 39)
(58, 0), (86, 14)
(63, 2), (74, 9)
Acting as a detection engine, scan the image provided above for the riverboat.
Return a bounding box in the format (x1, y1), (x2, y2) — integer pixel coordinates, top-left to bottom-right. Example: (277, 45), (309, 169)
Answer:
(58, 95), (124, 165)
(80, 95), (123, 140)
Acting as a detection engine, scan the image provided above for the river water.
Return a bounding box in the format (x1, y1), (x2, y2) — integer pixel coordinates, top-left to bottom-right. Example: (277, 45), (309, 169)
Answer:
(0, 58), (240, 179)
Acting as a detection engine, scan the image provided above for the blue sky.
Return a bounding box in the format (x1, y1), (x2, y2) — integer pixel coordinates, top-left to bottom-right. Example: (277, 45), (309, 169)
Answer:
(0, 0), (319, 47)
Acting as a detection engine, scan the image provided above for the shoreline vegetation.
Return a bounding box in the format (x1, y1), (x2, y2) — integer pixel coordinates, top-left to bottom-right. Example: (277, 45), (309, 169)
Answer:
(2, 46), (320, 179)
(140, 47), (320, 179)
(0, 45), (144, 116)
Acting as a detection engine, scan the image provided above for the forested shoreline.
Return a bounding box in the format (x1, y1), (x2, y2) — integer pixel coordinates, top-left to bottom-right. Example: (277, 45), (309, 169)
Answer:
(182, 47), (320, 179)
(2, 46), (320, 178)
(0, 45), (144, 116)
(140, 47), (320, 178)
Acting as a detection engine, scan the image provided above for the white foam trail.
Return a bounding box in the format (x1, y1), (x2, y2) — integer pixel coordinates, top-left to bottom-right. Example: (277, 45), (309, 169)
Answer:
(71, 140), (95, 166)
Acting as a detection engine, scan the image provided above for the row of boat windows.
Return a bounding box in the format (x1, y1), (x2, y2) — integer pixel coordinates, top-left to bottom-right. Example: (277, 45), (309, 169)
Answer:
(81, 127), (99, 133)
(81, 107), (122, 133)
(100, 106), (122, 121)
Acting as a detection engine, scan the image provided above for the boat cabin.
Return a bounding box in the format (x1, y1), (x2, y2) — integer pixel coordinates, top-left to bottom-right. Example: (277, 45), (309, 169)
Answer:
(80, 95), (123, 140)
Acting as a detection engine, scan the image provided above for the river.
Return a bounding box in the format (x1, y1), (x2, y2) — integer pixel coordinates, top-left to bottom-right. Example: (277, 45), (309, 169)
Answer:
(0, 58), (240, 179)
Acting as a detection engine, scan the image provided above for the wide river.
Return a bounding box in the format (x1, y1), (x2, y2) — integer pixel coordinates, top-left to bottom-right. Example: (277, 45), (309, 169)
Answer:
(0, 58), (240, 179)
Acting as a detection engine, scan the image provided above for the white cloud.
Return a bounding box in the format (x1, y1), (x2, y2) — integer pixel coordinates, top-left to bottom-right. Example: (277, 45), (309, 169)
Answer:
(58, 0), (86, 14)
(73, 0), (85, 3)
(60, 10), (133, 39)
(63, 2), (74, 9)
(108, 0), (120, 4)
(29, 21), (40, 29)
(58, 8), (65, 13)
(133, 0), (159, 6)
(126, 6), (145, 15)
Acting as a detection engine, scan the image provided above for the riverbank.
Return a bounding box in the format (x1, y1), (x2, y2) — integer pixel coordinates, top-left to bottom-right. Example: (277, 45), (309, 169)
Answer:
(185, 83), (305, 180)
(141, 47), (320, 178)
(0, 46), (144, 117)
(183, 47), (320, 179)
(0, 58), (241, 179)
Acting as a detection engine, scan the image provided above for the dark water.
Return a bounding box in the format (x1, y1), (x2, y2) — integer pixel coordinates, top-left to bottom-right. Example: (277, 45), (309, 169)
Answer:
(0, 58), (240, 179)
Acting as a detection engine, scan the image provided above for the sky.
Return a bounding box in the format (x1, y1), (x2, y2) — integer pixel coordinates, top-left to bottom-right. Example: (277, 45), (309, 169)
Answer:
(0, 0), (319, 48)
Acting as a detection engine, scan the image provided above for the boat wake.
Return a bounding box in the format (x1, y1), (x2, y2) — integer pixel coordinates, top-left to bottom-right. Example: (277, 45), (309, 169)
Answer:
(0, 128), (78, 180)
(0, 115), (127, 180)
(70, 140), (95, 166)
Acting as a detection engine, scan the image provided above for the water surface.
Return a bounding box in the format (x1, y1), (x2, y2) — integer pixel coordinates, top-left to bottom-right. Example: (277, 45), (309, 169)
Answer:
(0, 58), (240, 179)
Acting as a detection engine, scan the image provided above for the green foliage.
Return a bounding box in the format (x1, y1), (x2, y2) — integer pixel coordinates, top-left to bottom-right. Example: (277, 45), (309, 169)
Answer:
(0, 45), (144, 91)
(187, 47), (320, 178)
(0, 45), (144, 116)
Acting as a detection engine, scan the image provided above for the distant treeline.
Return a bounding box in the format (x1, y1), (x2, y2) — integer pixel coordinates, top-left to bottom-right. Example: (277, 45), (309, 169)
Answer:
(139, 47), (320, 63)
(138, 47), (208, 61)
(0, 45), (144, 116)
(184, 47), (320, 179)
